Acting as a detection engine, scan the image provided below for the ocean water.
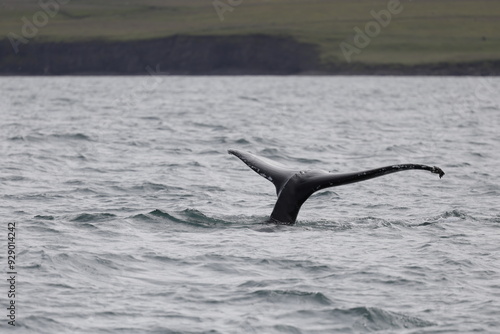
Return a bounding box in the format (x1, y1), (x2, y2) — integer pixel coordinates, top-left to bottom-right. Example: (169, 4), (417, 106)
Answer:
(1, 76), (499, 333)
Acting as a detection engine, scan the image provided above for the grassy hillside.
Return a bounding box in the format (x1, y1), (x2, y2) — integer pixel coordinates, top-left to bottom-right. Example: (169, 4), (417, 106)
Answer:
(1, 0), (500, 66)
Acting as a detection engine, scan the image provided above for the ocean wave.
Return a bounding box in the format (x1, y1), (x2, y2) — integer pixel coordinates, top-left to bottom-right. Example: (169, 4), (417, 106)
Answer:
(349, 306), (435, 331)
(419, 210), (477, 227)
(34, 215), (55, 220)
(130, 182), (183, 193)
(8, 132), (94, 142)
(251, 289), (333, 306)
(131, 209), (234, 229)
(289, 306), (435, 332)
(70, 212), (117, 223)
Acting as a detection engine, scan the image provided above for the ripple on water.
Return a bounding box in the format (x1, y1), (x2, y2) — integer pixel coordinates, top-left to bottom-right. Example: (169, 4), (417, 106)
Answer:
(251, 289), (333, 306)
(130, 208), (235, 230)
(285, 307), (435, 332)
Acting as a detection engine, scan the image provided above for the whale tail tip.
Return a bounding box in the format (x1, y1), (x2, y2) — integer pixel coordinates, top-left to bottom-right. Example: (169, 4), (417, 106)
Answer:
(432, 166), (445, 178)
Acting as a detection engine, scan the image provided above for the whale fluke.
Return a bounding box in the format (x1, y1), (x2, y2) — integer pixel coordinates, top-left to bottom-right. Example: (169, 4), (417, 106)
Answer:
(228, 149), (297, 196)
(228, 149), (444, 224)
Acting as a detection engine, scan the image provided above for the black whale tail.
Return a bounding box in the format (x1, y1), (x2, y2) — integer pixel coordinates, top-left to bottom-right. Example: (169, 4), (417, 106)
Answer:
(229, 149), (445, 224)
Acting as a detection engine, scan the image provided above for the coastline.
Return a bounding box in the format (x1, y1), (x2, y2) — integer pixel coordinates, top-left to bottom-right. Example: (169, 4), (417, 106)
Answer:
(1, 35), (499, 76)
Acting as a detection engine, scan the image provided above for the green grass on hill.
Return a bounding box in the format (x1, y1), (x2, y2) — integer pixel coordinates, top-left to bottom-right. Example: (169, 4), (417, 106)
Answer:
(1, 0), (500, 65)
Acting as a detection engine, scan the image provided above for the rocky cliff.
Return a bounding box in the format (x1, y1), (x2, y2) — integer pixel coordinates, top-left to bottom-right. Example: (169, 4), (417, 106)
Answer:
(1, 34), (499, 75)
(0, 34), (319, 75)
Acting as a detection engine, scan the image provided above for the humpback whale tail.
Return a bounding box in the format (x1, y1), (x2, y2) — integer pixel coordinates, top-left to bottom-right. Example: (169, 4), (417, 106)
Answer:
(228, 149), (444, 224)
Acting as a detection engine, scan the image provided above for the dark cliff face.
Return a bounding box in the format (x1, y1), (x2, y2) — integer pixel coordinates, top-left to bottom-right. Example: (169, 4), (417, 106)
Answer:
(1, 34), (499, 75)
(0, 35), (320, 75)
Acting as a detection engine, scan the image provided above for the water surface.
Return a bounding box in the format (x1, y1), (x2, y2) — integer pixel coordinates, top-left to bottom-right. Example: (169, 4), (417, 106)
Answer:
(1, 76), (499, 333)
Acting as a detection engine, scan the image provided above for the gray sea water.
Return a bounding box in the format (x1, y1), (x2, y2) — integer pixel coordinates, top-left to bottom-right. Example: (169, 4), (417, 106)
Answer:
(1, 76), (500, 333)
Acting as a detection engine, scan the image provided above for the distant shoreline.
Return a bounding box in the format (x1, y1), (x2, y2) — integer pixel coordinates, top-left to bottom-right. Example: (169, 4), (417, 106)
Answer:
(1, 35), (499, 76)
